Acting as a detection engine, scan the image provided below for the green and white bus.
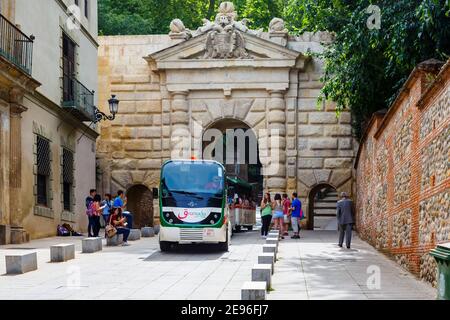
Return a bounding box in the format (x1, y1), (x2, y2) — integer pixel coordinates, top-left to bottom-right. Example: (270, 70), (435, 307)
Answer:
(158, 159), (231, 252)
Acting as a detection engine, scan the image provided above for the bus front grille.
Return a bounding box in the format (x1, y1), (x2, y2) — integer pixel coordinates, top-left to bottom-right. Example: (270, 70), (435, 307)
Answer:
(180, 229), (203, 241)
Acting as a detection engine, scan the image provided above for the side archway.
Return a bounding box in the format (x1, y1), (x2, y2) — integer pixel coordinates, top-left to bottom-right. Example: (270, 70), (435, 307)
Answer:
(126, 184), (154, 228)
(307, 183), (338, 230)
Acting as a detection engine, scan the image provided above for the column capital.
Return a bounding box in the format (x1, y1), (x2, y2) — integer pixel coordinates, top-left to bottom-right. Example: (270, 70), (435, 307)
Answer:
(10, 103), (27, 115)
(268, 89), (286, 98)
(171, 90), (189, 99)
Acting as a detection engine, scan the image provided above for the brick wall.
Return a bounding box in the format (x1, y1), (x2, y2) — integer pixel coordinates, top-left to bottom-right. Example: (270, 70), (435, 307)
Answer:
(355, 59), (450, 287)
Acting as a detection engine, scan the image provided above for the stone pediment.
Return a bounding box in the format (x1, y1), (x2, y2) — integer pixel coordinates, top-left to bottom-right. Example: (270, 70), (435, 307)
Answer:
(146, 1), (307, 71)
(146, 31), (306, 71)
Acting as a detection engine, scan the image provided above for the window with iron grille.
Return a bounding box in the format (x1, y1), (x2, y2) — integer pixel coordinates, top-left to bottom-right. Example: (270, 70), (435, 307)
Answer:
(37, 136), (51, 206)
(62, 148), (74, 211)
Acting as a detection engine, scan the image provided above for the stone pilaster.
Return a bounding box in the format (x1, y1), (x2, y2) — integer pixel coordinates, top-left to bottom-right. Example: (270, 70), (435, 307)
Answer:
(265, 90), (286, 193)
(170, 91), (190, 159)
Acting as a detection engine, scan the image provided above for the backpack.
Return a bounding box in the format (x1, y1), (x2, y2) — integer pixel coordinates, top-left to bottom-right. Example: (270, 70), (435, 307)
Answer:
(86, 201), (95, 216)
(300, 208), (305, 220)
(57, 225), (70, 237)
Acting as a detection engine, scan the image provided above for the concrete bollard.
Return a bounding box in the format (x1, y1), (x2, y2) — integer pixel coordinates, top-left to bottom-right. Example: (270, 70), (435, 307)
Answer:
(241, 281), (266, 300)
(154, 225), (160, 235)
(141, 227), (155, 237)
(50, 244), (75, 262)
(262, 244), (277, 259)
(6, 252), (38, 274)
(128, 229), (141, 241)
(258, 253), (275, 274)
(269, 230), (280, 237)
(252, 264), (272, 289)
(82, 237), (102, 253)
(106, 234), (124, 246)
(266, 237), (278, 246)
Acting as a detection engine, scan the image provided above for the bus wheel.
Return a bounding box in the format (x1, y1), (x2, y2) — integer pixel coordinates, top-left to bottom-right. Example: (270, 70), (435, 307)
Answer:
(218, 231), (229, 252)
(235, 225), (241, 232)
(160, 241), (172, 252)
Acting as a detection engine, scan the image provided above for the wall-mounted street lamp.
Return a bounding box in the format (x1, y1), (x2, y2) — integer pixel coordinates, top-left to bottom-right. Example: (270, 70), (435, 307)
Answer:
(94, 94), (119, 123)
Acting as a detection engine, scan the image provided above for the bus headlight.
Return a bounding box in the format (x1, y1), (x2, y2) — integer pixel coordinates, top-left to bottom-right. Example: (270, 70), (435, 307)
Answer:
(210, 220), (215, 224)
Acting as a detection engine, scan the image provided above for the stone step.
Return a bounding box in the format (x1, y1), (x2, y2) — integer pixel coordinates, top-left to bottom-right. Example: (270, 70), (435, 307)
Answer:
(50, 243), (75, 262)
(317, 197), (339, 202)
(241, 281), (266, 300)
(314, 202), (337, 209)
(314, 208), (337, 216)
(6, 251), (38, 274)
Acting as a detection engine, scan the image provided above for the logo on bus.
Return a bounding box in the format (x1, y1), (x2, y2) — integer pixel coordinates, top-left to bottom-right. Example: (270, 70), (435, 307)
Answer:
(177, 209), (208, 220)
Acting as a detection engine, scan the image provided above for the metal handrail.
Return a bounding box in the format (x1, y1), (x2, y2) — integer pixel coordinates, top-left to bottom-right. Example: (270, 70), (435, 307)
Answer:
(0, 13), (34, 75)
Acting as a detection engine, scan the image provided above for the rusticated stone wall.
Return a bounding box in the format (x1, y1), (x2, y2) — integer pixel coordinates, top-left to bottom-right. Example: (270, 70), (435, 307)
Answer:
(355, 59), (450, 286)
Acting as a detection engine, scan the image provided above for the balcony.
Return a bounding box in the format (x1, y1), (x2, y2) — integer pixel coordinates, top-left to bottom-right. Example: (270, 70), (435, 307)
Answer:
(0, 14), (33, 75)
(62, 74), (95, 121)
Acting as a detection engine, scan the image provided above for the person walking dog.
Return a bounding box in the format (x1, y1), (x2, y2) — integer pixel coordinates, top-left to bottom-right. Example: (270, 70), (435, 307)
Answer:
(336, 192), (355, 249)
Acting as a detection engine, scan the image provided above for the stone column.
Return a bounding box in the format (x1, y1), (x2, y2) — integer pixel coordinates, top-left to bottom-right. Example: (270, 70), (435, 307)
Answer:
(170, 91), (190, 159)
(266, 90), (286, 193)
(9, 101), (27, 227)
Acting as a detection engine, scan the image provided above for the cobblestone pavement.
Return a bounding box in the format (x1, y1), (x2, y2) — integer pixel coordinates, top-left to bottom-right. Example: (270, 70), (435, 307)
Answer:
(0, 230), (436, 300)
(268, 230), (436, 300)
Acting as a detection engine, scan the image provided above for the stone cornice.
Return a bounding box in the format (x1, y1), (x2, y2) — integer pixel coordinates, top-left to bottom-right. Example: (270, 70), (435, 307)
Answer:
(0, 57), (41, 93)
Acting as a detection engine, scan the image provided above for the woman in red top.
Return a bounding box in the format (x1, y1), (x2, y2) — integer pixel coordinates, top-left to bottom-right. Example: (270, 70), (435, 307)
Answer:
(282, 193), (291, 236)
(109, 207), (131, 246)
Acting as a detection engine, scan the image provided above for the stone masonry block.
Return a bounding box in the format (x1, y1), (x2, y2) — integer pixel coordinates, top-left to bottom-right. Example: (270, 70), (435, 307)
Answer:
(298, 125), (323, 137)
(252, 264), (272, 289)
(324, 158), (353, 169)
(6, 252), (38, 274)
(309, 112), (338, 124)
(50, 244), (75, 262)
(241, 281), (266, 300)
(310, 138), (338, 150)
(298, 158), (323, 169)
(82, 237), (103, 253)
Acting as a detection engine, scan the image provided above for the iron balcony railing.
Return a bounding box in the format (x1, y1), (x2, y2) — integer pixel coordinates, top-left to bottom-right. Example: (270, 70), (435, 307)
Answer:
(62, 74), (95, 121)
(0, 13), (33, 75)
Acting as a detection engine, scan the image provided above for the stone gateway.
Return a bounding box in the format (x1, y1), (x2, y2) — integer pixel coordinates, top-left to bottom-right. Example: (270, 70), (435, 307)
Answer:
(96, 2), (355, 229)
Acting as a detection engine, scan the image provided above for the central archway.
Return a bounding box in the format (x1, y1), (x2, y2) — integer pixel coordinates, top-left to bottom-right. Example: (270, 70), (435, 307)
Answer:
(307, 183), (338, 230)
(202, 118), (263, 202)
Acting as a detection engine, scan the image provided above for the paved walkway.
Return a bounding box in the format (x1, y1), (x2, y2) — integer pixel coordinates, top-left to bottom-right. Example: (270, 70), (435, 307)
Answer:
(0, 230), (437, 299)
(0, 230), (265, 300)
(268, 230), (436, 300)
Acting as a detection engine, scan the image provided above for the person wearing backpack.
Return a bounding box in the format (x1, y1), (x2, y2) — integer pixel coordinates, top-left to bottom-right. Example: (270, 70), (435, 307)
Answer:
(85, 189), (96, 237)
(92, 194), (103, 237)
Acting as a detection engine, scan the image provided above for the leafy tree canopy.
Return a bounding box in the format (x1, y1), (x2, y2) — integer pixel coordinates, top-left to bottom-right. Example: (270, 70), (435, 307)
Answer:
(99, 0), (450, 138)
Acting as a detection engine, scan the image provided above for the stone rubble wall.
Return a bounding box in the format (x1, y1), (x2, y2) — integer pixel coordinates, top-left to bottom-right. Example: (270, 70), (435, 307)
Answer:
(355, 61), (450, 286)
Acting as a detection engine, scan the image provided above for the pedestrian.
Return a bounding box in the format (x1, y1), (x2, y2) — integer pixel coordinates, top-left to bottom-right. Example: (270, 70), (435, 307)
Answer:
(113, 190), (127, 209)
(101, 193), (113, 232)
(260, 192), (273, 238)
(290, 192), (302, 239)
(336, 192), (355, 249)
(109, 207), (131, 246)
(272, 194), (284, 239)
(85, 189), (96, 237)
(92, 194), (103, 237)
(282, 193), (291, 236)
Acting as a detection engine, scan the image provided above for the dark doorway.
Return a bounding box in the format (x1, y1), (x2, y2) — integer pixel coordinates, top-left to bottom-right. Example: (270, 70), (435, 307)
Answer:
(126, 185), (154, 228)
(307, 184), (338, 230)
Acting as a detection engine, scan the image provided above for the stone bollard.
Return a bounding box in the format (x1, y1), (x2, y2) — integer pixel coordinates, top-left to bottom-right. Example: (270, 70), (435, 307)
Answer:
(252, 264), (272, 289)
(263, 244), (277, 259)
(82, 237), (102, 253)
(141, 227), (155, 237)
(154, 225), (160, 235)
(258, 253), (275, 274)
(128, 229), (141, 241)
(50, 244), (75, 262)
(241, 281), (266, 300)
(6, 252), (38, 274)
(107, 234), (124, 246)
(269, 230), (280, 237)
(266, 236), (278, 247)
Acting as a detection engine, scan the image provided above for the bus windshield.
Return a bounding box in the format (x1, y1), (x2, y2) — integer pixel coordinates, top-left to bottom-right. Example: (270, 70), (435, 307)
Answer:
(161, 161), (225, 207)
